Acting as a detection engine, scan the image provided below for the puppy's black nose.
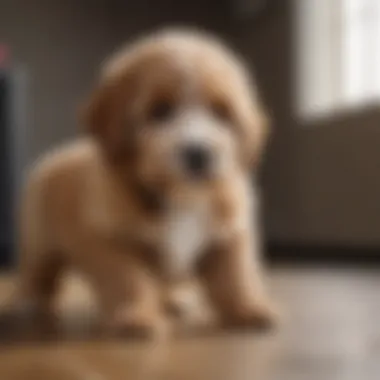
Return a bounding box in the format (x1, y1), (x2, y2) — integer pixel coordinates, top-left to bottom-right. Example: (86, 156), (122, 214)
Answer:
(181, 145), (212, 177)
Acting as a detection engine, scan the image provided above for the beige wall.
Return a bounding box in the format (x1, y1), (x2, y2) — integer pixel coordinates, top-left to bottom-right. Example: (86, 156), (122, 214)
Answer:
(233, 2), (380, 246)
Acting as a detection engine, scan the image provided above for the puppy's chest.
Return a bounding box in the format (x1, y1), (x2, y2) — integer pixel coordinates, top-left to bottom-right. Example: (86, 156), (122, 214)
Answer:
(160, 199), (212, 276)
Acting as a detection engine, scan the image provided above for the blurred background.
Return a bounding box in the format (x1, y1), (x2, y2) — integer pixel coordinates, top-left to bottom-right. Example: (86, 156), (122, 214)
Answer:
(0, 1), (380, 379)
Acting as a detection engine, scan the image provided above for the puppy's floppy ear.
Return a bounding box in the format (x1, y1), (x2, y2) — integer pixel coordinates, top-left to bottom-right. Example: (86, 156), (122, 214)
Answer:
(246, 102), (270, 170)
(81, 79), (131, 161)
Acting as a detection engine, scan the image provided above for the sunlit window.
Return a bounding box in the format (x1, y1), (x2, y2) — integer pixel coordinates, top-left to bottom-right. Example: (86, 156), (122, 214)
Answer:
(295, 0), (380, 120)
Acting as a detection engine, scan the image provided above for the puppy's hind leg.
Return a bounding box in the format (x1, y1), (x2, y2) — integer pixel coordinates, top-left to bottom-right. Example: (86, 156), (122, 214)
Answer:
(15, 246), (66, 318)
(12, 182), (65, 319)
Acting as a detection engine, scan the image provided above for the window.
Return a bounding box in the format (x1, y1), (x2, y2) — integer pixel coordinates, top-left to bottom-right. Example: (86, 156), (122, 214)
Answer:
(295, 0), (380, 120)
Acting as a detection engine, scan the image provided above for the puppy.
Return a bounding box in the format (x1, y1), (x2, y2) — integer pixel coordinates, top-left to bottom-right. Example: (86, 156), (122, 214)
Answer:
(15, 28), (276, 336)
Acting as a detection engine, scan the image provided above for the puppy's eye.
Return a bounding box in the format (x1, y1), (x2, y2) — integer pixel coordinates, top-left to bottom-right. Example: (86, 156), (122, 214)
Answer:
(210, 99), (233, 123)
(147, 99), (175, 123)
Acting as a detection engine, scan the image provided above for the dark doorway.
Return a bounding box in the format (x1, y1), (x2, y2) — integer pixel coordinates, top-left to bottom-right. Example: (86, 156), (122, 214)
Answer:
(0, 71), (14, 268)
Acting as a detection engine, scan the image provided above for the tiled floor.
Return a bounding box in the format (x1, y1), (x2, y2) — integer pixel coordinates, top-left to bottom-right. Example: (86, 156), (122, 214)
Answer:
(0, 266), (379, 380)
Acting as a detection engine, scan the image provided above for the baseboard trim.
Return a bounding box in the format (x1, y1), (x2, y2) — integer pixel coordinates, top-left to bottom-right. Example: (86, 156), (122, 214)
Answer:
(2, 242), (380, 269)
(266, 243), (380, 265)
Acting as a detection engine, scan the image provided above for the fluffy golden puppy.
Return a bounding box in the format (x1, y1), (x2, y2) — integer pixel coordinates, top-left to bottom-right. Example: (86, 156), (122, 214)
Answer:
(15, 28), (276, 336)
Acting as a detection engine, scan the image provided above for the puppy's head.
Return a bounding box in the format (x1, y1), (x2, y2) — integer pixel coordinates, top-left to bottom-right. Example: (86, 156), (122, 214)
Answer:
(83, 28), (269, 191)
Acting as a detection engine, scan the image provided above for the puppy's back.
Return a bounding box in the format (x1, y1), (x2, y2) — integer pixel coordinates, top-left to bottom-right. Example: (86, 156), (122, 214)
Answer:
(18, 139), (99, 254)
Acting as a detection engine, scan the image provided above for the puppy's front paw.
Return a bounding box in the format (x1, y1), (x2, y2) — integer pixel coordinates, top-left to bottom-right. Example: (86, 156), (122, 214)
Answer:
(224, 301), (279, 331)
(109, 306), (168, 339)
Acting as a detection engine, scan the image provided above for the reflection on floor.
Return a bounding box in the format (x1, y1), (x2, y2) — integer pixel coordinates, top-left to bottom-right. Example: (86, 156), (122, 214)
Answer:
(0, 266), (379, 380)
